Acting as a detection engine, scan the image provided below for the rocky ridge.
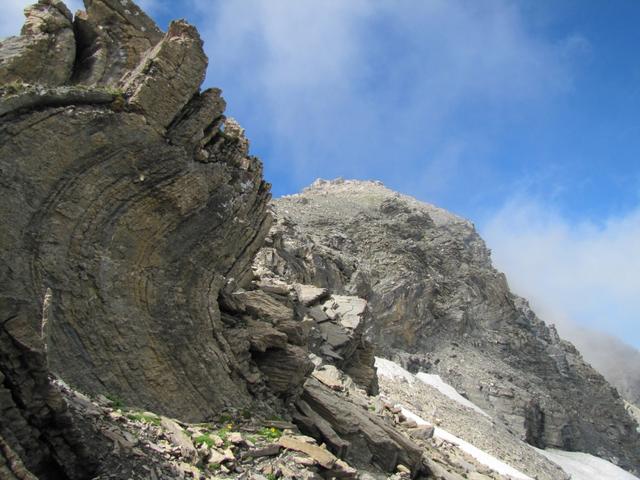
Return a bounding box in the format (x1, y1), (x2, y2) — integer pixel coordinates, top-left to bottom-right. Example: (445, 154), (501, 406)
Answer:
(256, 178), (640, 473)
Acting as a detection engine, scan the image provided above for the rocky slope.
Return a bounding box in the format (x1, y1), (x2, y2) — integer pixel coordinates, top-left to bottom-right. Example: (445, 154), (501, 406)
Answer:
(255, 178), (640, 473)
(557, 323), (640, 407)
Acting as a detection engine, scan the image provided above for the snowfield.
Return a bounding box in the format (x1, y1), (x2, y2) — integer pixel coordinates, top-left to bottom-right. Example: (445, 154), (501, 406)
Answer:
(374, 357), (416, 383)
(376, 357), (640, 480)
(415, 372), (489, 417)
(375, 357), (488, 416)
(534, 448), (640, 480)
(400, 407), (533, 480)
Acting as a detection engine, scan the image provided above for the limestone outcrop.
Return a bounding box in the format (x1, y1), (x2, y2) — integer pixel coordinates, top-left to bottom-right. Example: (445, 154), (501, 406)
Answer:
(256, 179), (640, 473)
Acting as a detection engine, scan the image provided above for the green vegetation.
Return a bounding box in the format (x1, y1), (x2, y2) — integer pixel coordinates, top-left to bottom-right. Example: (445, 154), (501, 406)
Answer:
(217, 413), (233, 424)
(0, 81), (29, 97)
(193, 423), (234, 448)
(194, 434), (217, 448)
(105, 394), (125, 409)
(257, 427), (282, 441)
(126, 411), (161, 426)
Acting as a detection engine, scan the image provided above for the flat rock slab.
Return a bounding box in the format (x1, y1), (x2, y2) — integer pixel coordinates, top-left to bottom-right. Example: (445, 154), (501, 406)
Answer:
(278, 436), (337, 469)
(242, 444), (281, 459)
(294, 284), (329, 306)
(160, 417), (197, 462)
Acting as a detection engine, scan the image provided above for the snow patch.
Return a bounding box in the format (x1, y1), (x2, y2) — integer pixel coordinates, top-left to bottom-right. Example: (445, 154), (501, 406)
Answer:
(415, 372), (489, 417)
(399, 406), (533, 480)
(534, 448), (640, 480)
(374, 357), (415, 383)
(375, 357), (487, 416)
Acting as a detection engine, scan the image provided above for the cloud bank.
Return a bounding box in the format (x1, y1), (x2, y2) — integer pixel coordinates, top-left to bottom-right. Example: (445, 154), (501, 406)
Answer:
(482, 198), (640, 349)
(191, 0), (583, 202)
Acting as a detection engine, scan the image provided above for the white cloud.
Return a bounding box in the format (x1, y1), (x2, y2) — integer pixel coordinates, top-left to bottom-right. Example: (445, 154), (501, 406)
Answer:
(482, 198), (640, 348)
(192, 0), (583, 187)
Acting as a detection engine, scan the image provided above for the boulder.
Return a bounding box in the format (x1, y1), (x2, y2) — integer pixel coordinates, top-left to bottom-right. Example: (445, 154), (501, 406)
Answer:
(293, 284), (329, 306)
(297, 378), (427, 476)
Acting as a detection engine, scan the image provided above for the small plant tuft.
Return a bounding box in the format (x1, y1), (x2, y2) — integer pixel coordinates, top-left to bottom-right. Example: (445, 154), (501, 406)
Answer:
(194, 434), (216, 448)
(105, 394), (125, 409)
(257, 426), (282, 441)
(126, 411), (161, 426)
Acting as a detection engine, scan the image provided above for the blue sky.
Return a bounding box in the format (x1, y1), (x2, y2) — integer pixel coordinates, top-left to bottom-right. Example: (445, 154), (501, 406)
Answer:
(3, 1), (639, 349)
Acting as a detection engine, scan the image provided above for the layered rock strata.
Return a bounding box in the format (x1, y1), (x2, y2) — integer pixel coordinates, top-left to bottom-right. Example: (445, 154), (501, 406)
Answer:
(1, 0), (276, 422)
(0, 0), (280, 476)
(255, 178), (640, 473)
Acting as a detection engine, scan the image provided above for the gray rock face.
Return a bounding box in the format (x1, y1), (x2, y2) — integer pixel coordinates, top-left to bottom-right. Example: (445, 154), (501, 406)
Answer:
(73, 0), (163, 86)
(256, 178), (640, 473)
(0, 0), (76, 86)
(0, 2), (276, 476)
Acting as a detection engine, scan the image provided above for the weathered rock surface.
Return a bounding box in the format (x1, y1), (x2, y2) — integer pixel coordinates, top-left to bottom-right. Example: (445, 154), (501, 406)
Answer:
(257, 178), (640, 473)
(1, 0), (273, 424)
(296, 378), (428, 475)
(0, 323), (97, 479)
(73, 0), (163, 86)
(0, 0), (76, 86)
(0, 1), (280, 477)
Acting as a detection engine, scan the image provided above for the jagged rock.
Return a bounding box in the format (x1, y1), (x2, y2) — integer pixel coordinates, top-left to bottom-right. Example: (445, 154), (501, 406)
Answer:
(0, 0), (75, 86)
(254, 345), (314, 396)
(344, 341), (379, 396)
(168, 88), (226, 150)
(409, 425), (435, 440)
(258, 179), (640, 473)
(122, 20), (207, 131)
(229, 290), (295, 324)
(0, 0), (272, 439)
(159, 418), (197, 463)
(73, 0), (163, 86)
(294, 400), (351, 458)
(246, 320), (289, 352)
(0, 319), (97, 479)
(312, 365), (351, 391)
(293, 284), (329, 306)
(278, 436), (337, 469)
(298, 378), (427, 475)
(243, 444), (281, 459)
(255, 278), (291, 296)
